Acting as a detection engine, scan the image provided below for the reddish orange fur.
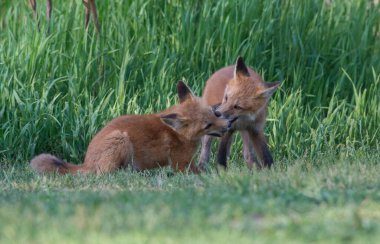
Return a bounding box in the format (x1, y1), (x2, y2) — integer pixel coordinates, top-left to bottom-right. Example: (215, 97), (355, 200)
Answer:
(31, 82), (228, 175)
(199, 57), (280, 169)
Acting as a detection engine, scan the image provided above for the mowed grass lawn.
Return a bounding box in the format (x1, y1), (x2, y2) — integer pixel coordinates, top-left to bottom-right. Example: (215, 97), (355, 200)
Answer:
(1, 154), (380, 243)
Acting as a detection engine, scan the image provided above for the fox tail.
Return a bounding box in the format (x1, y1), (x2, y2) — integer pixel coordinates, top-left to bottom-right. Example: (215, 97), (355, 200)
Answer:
(30, 153), (87, 175)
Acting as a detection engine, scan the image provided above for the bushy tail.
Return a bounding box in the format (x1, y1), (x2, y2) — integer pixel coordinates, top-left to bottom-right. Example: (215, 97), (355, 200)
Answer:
(30, 153), (87, 175)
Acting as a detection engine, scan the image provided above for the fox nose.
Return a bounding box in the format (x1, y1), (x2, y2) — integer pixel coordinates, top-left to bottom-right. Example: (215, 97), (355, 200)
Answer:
(214, 110), (221, 117)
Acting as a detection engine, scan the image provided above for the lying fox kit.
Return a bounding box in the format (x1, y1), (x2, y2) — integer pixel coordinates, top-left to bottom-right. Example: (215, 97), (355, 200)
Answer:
(31, 81), (228, 175)
(199, 57), (280, 169)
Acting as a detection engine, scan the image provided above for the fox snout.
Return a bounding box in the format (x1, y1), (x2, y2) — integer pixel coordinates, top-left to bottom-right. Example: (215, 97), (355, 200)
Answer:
(216, 109), (238, 130)
(207, 127), (227, 137)
(207, 123), (228, 137)
(214, 106), (238, 128)
(207, 113), (229, 137)
(211, 103), (222, 117)
(214, 110), (222, 117)
(214, 103), (233, 119)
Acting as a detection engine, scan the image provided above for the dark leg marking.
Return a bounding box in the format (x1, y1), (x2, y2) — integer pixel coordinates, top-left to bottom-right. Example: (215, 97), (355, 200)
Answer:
(250, 131), (273, 168)
(216, 130), (234, 168)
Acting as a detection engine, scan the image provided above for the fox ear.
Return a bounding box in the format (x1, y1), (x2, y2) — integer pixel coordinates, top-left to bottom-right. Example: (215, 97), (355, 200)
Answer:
(160, 113), (185, 130)
(234, 56), (250, 79)
(177, 81), (194, 103)
(257, 81), (281, 98)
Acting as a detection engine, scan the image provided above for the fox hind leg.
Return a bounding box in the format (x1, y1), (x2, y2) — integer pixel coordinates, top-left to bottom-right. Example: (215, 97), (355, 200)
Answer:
(84, 131), (133, 174)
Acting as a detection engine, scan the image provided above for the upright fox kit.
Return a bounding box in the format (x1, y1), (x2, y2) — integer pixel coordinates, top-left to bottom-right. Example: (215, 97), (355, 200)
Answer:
(31, 81), (228, 175)
(199, 57), (280, 169)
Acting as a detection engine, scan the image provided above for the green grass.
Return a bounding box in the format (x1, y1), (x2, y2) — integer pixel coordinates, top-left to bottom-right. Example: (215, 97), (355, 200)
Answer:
(1, 0), (380, 243)
(2, 154), (380, 243)
(1, 0), (379, 161)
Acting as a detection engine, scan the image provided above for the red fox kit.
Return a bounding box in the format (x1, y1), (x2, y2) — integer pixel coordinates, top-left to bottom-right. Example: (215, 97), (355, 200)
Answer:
(31, 81), (228, 175)
(199, 57), (280, 169)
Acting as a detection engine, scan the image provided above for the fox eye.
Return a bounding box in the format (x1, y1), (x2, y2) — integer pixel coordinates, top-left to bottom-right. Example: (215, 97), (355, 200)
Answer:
(224, 95), (228, 101)
(204, 123), (213, 130)
(234, 104), (243, 110)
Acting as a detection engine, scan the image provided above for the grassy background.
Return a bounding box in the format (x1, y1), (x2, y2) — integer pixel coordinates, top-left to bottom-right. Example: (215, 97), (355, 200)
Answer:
(1, 0), (380, 243)
(1, 0), (379, 162)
